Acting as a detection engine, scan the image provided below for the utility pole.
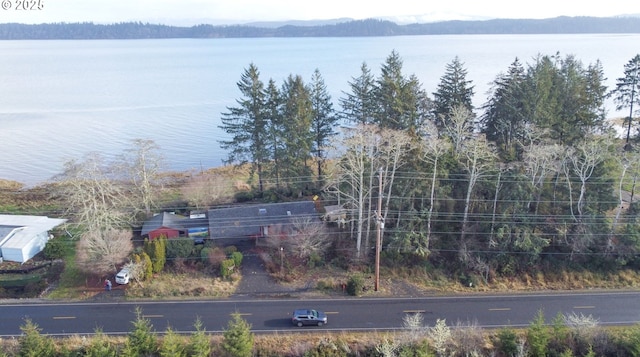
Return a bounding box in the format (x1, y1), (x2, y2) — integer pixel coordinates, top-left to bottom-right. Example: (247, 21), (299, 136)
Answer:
(375, 167), (383, 291)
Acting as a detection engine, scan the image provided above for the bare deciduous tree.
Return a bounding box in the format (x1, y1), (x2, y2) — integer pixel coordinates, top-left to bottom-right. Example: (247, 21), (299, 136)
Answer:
(76, 228), (133, 276)
(122, 258), (146, 287)
(325, 124), (413, 259)
(119, 139), (165, 216)
(377, 128), (413, 244)
(442, 104), (474, 153)
(419, 122), (451, 254)
(459, 136), (497, 253)
(324, 124), (378, 258)
(56, 152), (130, 232)
(563, 138), (610, 222)
(287, 216), (331, 260)
(523, 143), (564, 214)
(561, 137), (612, 258)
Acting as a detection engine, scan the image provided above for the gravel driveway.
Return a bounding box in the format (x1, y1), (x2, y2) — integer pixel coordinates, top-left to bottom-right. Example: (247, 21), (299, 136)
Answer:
(232, 249), (298, 298)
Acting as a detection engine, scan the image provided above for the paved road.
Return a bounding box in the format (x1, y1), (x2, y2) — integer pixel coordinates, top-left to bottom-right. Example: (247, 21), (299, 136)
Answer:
(1, 291), (639, 336)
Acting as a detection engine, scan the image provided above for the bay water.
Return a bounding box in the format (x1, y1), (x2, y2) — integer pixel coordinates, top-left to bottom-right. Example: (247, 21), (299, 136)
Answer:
(1, 34), (639, 186)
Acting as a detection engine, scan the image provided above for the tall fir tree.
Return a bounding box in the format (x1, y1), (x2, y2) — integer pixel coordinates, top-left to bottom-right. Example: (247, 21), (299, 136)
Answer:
(264, 78), (284, 189)
(280, 74), (314, 191)
(374, 50), (410, 130)
(481, 58), (528, 161)
(309, 68), (338, 180)
(555, 55), (607, 145)
(525, 54), (607, 146)
(340, 62), (377, 125)
(610, 54), (640, 146)
(432, 56), (475, 131)
(373, 50), (430, 131)
(218, 63), (269, 192)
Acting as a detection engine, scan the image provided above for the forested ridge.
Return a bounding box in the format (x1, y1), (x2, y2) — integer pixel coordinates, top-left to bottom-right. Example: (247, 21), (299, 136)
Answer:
(1, 16), (640, 39)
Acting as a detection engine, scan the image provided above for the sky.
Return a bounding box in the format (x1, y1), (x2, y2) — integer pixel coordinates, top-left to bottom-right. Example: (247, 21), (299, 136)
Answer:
(1, 0), (638, 25)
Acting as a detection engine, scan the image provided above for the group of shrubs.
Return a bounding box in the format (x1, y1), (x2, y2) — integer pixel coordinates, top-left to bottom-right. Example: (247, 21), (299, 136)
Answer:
(2, 308), (253, 357)
(131, 237), (244, 281)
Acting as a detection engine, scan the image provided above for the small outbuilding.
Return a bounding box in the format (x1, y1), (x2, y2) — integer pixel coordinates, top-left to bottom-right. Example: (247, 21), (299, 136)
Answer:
(0, 214), (67, 263)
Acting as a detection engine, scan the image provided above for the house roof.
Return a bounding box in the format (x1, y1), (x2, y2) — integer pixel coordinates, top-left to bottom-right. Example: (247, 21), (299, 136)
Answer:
(141, 201), (320, 240)
(140, 212), (187, 236)
(140, 212), (209, 237)
(0, 214), (67, 250)
(208, 201), (319, 239)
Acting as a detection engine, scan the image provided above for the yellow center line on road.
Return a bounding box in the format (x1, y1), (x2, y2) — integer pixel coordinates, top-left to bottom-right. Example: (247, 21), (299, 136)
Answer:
(234, 313), (252, 316)
(142, 315), (164, 318)
(403, 310), (426, 313)
(573, 306), (595, 309)
(53, 316), (76, 320)
(325, 311), (339, 314)
(489, 308), (512, 311)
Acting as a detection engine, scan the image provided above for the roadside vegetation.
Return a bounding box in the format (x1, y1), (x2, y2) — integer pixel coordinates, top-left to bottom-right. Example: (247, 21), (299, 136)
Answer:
(4, 308), (640, 356)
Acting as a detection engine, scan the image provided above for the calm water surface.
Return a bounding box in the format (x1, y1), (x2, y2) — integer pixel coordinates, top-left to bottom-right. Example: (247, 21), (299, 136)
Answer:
(1, 34), (639, 186)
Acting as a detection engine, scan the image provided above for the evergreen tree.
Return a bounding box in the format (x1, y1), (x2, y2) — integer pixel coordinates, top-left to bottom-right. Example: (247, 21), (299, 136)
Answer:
(144, 237), (166, 274)
(481, 58), (528, 160)
(152, 237), (166, 273)
(84, 329), (118, 357)
(371, 51), (431, 131)
(141, 251), (153, 281)
(125, 307), (158, 357)
(280, 74), (314, 191)
(159, 327), (186, 357)
(374, 50), (423, 130)
(404, 73), (433, 132)
(219, 63), (269, 192)
(432, 56), (475, 131)
(556, 56), (608, 145)
(524, 54), (608, 146)
(309, 68), (339, 180)
(340, 62), (377, 125)
(527, 310), (550, 357)
(610, 54), (640, 146)
(522, 54), (560, 141)
(18, 319), (56, 357)
(375, 50), (405, 129)
(187, 318), (211, 357)
(264, 78), (285, 189)
(222, 312), (254, 357)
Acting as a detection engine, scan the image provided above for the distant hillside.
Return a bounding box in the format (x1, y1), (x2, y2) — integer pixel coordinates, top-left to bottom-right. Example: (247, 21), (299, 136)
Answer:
(1, 16), (639, 40)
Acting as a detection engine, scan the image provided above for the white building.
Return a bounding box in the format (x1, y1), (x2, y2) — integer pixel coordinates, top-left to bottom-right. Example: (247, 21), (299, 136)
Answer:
(0, 215), (67, 263)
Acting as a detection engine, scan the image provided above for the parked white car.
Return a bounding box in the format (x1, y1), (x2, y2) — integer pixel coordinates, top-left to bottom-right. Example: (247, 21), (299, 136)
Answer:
(115, 268), (130, 284)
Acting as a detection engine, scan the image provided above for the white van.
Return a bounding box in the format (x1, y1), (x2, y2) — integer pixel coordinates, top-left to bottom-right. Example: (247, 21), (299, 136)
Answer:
(115, 268), (130, 284)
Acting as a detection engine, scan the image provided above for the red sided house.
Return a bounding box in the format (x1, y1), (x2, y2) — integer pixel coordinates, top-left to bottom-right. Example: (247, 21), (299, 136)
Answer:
(140, 212), (187, 240)
(140, 212), (209, 243)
